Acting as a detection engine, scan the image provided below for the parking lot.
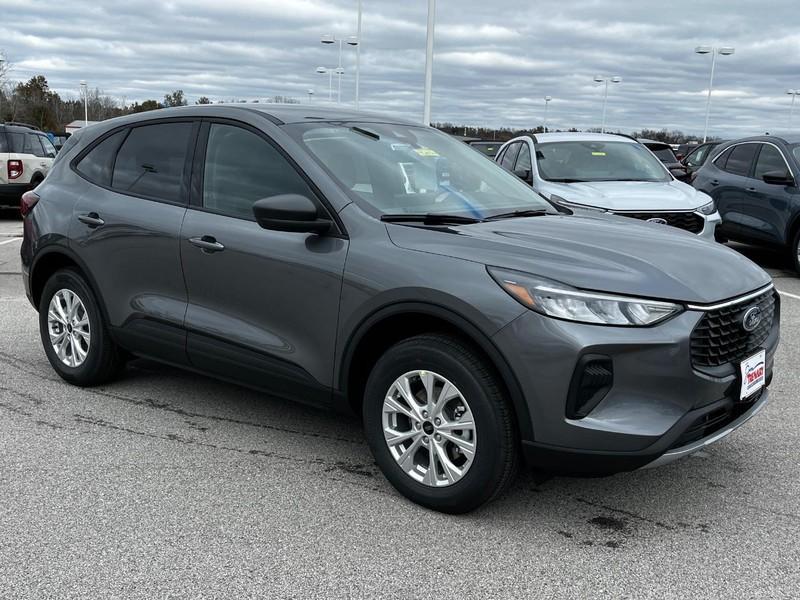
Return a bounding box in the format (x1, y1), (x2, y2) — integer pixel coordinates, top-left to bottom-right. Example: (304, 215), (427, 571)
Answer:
(0, 214), (798, 598)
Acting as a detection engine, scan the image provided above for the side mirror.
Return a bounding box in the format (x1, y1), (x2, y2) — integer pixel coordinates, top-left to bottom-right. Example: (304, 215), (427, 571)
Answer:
(761, 170), (795, 186)
(670, 167), (690, 181)
(252, 194), (331, 234)
(513, 168), (533, 184)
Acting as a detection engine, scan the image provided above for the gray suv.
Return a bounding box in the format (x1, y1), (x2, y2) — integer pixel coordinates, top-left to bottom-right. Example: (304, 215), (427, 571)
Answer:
(21, 105), (779, 513)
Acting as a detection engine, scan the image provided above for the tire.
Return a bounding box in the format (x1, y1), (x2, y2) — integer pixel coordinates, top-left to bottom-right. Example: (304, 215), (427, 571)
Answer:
(792, 229), (800, 275)
(38, 268), (124, 385)
(363, 334), (518, 513)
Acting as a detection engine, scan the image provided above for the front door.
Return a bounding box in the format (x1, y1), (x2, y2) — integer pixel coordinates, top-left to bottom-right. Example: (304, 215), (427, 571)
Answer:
(180, 121), (348, 406)
(742, 143), (798, 245)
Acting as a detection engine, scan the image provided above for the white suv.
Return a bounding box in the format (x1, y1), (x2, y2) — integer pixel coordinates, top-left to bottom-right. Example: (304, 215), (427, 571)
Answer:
(0, 123), (57, 210)
(496, 132), (721, 240)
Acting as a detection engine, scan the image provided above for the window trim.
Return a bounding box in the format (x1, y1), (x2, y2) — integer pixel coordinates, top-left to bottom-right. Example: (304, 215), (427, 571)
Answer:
(712, 140), (793, 180)
(189, 117), (346, 237)
(70, 117), (200, 208)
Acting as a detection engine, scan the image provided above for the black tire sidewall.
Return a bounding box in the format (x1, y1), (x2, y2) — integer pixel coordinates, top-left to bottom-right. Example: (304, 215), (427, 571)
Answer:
(363, 337), (512, 513)
(38, 269), (109, 385)
(792, 229), (800, 274)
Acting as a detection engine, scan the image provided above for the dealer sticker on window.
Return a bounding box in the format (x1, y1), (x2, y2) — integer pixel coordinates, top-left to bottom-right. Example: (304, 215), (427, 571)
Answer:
(740, 349), (766, 400)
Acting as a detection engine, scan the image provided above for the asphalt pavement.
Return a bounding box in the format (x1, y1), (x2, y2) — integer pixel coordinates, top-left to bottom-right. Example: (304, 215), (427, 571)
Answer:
(0, 213), (798, 599)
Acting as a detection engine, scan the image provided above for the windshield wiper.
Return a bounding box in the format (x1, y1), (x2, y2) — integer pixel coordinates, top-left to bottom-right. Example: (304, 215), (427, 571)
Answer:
(484, 209), (551, 221)
(380, 213), (483, 225)
(544, 178), (590, 183)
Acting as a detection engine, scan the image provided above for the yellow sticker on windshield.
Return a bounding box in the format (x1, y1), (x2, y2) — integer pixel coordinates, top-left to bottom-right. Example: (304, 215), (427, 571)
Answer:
(591, 151), (606, 156)
(414, 147), (439, 157)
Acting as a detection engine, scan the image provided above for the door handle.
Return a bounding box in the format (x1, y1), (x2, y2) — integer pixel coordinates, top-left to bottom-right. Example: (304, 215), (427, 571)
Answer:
(710, 179), (719, 186)
(745, 187), (757, 193)
(189, 235), (225, 253)
(78, 212), (105, 228)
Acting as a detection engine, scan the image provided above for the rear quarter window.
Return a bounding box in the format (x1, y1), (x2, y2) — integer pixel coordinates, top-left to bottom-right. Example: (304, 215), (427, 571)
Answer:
(75, 130), (128, 187)
(0, 132), (7, 153)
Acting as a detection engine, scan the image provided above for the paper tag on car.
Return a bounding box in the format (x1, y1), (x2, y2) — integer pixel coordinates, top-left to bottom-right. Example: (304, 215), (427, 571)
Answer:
(740, 349), (766, 400)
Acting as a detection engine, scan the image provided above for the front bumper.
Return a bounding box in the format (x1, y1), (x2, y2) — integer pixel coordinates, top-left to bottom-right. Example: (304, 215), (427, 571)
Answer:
(493, 299), (778, 475)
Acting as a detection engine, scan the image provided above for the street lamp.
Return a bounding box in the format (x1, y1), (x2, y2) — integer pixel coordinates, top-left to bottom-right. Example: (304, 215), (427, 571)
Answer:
(423, 0), (436, 125)
(321, 33), (359, 104)
(355, 0), (362, 109)
(788, 89), (799, 130)
(694, 45), (735, 143)
(543, 96), (552, 132)
(79, 80), (88, 126)
(316, 67), (334, 102)
(307, 89), (314, 104)
(593, 75), (621, 133)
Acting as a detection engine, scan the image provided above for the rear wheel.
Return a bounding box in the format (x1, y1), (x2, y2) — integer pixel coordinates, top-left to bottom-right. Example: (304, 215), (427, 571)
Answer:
(39, 268), (124, 385)
(363, 334), (518, 513)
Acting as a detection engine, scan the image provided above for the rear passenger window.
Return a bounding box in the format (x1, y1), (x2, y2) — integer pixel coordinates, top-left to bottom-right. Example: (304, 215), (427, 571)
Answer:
(500, 143), (520, 170)
(112, 122), (192, 202)
(7, 132), (25, 153)
(202, 123), (316, 220)
(76, 130), (127, 187)
(722, 144), (757, 177)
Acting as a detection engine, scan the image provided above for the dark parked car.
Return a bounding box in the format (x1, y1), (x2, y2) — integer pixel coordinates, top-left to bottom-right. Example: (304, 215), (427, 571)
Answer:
(22, 105), (778, 513)
(639, 139), (690, 181)
(466, 140), (501, 158)
(682, 141), (725, 180)
(693, 135), (800, 272)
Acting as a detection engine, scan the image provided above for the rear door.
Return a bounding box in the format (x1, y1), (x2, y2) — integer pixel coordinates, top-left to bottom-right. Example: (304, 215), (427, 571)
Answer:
(180, 119), (348, 406)
(709, 143), (759, 241)
(70, 119), (197, 364)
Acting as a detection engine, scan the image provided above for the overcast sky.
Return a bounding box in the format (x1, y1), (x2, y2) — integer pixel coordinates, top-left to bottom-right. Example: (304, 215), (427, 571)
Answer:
(2, 0), (799, 137)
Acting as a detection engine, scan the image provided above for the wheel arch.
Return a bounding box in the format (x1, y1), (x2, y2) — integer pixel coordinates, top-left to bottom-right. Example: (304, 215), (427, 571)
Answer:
(29, 247), (110, 324)
(338, 302), (534, 443)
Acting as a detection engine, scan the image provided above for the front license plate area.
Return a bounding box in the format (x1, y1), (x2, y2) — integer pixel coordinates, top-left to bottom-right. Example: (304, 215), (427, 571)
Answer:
(740, 349), (766, 400)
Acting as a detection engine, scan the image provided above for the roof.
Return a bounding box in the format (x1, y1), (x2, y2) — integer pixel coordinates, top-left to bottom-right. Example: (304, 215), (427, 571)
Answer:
(530, 131), (637, 144)
(637, 138), (671, 147)
(65, 120), (101, 128)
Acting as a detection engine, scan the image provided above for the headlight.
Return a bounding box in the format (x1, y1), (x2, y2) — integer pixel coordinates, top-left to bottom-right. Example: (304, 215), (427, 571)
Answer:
(488, 267), (682, 326)
(549, 194), (607, 212)
(697, 200), (716, 215)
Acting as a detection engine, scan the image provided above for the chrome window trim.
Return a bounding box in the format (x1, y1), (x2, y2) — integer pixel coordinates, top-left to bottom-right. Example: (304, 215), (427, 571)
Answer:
(711, 140), (793, 177)
(686, 284), (775, 311)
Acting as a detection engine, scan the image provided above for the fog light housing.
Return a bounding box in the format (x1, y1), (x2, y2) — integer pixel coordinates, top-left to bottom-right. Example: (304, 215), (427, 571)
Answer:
(567, 355), (613, 419)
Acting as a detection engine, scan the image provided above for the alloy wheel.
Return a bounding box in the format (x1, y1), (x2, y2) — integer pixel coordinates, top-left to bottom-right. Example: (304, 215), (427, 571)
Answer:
(47, 289), (91, 367)
(382, 370), (477, 487)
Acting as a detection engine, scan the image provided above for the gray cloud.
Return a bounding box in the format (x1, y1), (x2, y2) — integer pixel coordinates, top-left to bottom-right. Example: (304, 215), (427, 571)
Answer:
(2, 0), (799, 137)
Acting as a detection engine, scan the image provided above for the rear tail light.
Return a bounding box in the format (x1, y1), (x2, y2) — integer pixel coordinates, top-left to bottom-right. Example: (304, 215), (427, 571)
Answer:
(7, 159), (23, 180)
(567, 355), (613, 419)
(20, 190), (40, 216)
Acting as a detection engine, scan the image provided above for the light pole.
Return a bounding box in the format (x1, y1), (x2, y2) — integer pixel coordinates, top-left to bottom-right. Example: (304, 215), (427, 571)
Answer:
(321, 33), (358, 104)
(80, 80), (88, 126)
(788, 89), (799, 130)
(423, 0), (436, 125)
(543, 96), (552, 132)
(695, 45), (735, 143)
(316, 67), (334, 102)
(355, 0), (362, 109)
(593, 75), (621, 133)
(0, 58), (4, 120)
(307, 89), (314, 104)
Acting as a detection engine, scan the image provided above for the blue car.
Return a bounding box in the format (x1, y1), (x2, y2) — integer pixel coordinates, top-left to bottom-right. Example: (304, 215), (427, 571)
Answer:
(693, 135), (800, 272)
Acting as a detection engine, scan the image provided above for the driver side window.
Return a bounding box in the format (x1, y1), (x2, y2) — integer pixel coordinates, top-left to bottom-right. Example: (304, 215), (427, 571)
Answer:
(202, 123), (317, 220)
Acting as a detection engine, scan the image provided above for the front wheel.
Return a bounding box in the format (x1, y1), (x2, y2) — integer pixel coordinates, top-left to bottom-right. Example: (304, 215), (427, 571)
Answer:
(363, 334), (518, 513)
(791, 229), (800, 275)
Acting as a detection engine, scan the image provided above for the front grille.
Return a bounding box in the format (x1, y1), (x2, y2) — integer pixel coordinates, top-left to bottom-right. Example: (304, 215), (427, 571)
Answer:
(690, 289), (777, 368)
(619, 211), (704, 234)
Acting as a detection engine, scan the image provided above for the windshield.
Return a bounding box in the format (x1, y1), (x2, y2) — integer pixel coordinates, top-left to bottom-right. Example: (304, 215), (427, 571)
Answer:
(285, 122), (555, 218)
(535, 140), (670, 182)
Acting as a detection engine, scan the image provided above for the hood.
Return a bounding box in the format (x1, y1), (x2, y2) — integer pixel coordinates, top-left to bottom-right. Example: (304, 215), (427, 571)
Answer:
(386, 213), (770, 304)
(544, 180), (709, 211)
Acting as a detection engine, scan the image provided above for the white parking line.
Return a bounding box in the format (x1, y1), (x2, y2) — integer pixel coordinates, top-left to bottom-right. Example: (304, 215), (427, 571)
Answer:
(778, 290), (800, 301)
(0, 237), (22, 246)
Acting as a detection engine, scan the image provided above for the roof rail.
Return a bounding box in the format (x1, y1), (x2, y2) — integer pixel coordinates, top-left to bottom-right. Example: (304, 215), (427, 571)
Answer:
(2, 121), (42, 131)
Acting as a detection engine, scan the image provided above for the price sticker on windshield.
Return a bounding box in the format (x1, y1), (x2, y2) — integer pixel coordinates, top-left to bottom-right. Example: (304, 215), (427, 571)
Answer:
(591, 151), (606, 156)
(414, 147), (439, 157)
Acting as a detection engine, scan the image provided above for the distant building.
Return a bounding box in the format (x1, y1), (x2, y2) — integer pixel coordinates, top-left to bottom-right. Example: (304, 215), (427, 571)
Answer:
(65, 120), (100, 135)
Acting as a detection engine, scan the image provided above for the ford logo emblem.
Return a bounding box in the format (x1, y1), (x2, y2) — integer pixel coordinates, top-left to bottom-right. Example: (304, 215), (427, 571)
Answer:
(647, 217), (668, 225)
(742, 306), (762, 332)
